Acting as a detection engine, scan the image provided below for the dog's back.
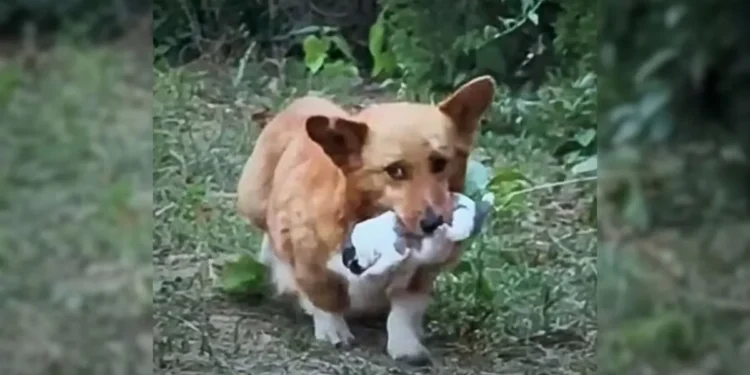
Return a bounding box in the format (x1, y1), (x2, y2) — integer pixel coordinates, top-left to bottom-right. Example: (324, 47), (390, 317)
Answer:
(236, 96), (350, 231)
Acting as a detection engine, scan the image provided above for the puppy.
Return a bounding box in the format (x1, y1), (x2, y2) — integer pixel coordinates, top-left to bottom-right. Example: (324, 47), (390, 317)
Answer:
(236, 76), (495, 365)
(340, 192), (493, 280)
(337, 191), (493, 339)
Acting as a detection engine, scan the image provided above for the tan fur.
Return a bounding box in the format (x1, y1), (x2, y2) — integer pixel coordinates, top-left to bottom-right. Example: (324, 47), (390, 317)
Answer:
(237, 76), (495, 315)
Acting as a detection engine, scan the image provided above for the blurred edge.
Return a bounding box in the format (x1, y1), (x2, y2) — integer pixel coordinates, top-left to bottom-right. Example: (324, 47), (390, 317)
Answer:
(0, 2), (153, 375)
(598, 0), (750, 374)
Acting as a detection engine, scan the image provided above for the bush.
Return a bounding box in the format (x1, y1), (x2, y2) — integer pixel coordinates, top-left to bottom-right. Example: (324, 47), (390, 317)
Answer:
(0, 0), (149, 41)
(151, 0), (598, 99)
(377, 0), (563, 98)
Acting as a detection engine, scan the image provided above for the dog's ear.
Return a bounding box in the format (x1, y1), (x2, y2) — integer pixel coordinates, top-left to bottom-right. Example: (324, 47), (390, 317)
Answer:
(438, 75), (496, 137)
(306, 115), (369, 170)
(439, 76), (495, 193)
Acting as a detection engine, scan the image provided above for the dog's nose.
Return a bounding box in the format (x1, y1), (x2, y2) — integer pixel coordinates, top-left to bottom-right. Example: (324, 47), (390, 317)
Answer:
(419, 207), (444, 234)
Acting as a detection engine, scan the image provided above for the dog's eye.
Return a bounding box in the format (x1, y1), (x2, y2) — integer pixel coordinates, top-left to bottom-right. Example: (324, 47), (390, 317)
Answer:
(384, 163), (408, 180)
(430, 157), (448, 174)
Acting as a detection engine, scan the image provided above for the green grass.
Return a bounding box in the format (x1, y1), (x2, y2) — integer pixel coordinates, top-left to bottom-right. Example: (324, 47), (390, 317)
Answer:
(0, 45), (151, 374)
(153, 59), (597, 374)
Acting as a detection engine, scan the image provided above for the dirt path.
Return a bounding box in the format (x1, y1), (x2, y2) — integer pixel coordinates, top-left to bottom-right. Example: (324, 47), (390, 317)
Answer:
(154, 254), (591, 375)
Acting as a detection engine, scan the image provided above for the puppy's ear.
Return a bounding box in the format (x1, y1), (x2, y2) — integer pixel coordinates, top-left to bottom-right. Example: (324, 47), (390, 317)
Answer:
(438, 75), (496, 137)
(306, 115), (369, 170)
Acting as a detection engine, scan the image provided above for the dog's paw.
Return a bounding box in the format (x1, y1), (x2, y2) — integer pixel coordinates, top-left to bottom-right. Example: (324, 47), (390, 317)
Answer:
(414, 322), (426, 339)
(388, 341), (432, 367)
(387, 334), (431, 366)
(312, 313), (355, 349)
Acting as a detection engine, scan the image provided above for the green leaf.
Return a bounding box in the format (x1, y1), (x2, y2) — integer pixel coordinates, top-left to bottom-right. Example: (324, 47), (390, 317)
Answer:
(474, 273), (495, 300)
(574, 128), (597, 147)
(368, 12), (386, 58)
(528, 11), (539, 25)
(571, 155), (597, 175)
(369, 11), (396, 78)
(463, 160), (491, 196)
(329, 35), (355, 61)
(219, 254), (267, 295)
(372, 57), (383, 77)
(489, 167), (532, 186)
(372, 50), (397, 78)
(288, 25), (328, 37)
(302, 35), (330, 74)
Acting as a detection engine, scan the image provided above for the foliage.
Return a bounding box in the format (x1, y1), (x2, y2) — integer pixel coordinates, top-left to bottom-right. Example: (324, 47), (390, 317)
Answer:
(150, 0), (598, 95)
(599, 0), (750, 373)
(486, 67), (598, 174)
(296, 28), (366, 86)
(219, 254), (268, 295)
(375, 0), (556, 99)
(367, 11), (397, 79)
(551, 0), (597, 70)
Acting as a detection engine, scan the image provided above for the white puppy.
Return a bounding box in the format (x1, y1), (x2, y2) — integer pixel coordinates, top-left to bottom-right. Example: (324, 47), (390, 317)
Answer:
(340, 192), (492, 283)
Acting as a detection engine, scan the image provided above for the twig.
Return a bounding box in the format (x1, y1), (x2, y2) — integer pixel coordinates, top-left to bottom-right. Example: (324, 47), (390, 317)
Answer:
(210, 191), (238, 198)
(503, 176), (597, 202)
(164, 311), (202, 333)
(546, 230), (576, 257)
(309, 0), (350, 18)
(487, 0), (546, 43)
(214, 176), (597, 205)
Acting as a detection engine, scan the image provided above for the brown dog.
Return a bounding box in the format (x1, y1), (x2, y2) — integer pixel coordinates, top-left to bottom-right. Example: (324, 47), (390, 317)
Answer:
(236, 76), (495, 364)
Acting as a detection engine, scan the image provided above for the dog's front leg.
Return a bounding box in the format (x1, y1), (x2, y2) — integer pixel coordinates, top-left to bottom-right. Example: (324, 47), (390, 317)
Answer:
(386, 292), (431, 365)
(299, 296), (354, 348)
(294, 263), (355, 348)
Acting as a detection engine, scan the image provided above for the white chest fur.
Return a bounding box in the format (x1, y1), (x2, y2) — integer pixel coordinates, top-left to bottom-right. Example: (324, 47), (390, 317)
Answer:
(259, 234), (390, 315)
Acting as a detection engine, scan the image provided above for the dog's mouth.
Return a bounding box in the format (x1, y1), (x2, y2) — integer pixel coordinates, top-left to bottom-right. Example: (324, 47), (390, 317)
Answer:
(393, 216), (421, 237)
(393, 208), (446, 237)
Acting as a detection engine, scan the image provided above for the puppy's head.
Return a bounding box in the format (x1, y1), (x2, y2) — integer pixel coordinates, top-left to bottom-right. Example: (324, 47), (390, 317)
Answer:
(306, 76), (495, 235)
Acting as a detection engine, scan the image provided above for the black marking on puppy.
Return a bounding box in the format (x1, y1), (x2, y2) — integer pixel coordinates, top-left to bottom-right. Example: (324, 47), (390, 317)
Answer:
(341, 233), (364, 275)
